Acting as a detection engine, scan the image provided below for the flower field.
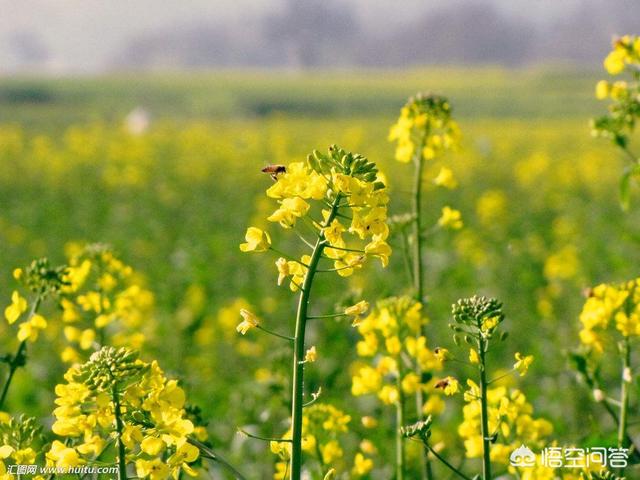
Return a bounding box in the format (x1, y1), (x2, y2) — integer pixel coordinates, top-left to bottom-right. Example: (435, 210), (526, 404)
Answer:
(0, 38), (639, 479)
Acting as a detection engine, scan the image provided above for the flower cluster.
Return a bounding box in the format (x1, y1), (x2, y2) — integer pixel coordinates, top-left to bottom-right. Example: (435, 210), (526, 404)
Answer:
(458, 382), (553, 468)
(241, 145), (391, 288)
(591, 36), (640, 153)
(602, 35), (640, 76)
(351, 297), (443, 411)
(0, 414), (44, 478)
(388, 93), (461, 163)
(578, 279), (640, 353)
(49, 347), (202, 479)
(58, 244), (155, 363)
(271, 403), (372, 478)
(442, 296), (541, 478)
(4, 258), (67, 343)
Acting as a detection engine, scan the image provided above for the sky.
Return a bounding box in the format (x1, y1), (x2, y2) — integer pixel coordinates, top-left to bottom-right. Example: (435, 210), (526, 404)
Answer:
(0, 0), (619, 73)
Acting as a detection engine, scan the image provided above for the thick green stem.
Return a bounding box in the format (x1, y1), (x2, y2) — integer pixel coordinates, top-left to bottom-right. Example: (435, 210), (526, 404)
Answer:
(411, 130), (432, 480)
(0, 295), (42, 410)
(290, 195), (342, 480)
(618, 338), (631, 451)
(478, 338), (492, 480)
(412, 136), (426, 305)
(112, 387), (127, 480)
(396, 378), (406, 480)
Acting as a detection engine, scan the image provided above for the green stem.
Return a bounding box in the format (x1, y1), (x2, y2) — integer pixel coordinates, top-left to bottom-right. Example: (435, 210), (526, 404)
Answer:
(478, 338), (492, 480)
(412, 133), (427, 305)
(400, 229), (414, 287)
(0, 295), (42, 410)
(306, 313), (347, 320)
(238, 428), (292, 443)
(189, 438), (247, 480)
(583, 373), (640, 460)
(0, 341), (25, 411)
(618, 337), (631, 451)
(412, 128), (431, 480)
(395, 377), (406, 480)
(422, 443), (472, 480)
(290, 194), (342, 480)
(256, 325), (294, 341)
(112, 387), (127, 480)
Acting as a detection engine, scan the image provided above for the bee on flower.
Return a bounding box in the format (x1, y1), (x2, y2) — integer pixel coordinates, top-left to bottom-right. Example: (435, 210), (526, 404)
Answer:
(238, 145), (392, 480)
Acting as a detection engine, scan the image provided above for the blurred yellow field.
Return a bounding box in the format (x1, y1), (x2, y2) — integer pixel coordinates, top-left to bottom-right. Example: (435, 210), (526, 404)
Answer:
(0, 42), (639, 480)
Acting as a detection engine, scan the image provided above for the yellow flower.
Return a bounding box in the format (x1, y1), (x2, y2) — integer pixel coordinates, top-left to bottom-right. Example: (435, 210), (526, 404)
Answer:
(422, 395), (446, 415)
(46, 441), (82, 468)
(434, 167), (458, 189)
(167, 442), (199, 465)
(304, 346), (317, 363)
(236, 309), (259, 335)
(345, 300), (369, 321)
(356, 333), (378, 358)
(352, 453), (374, 476)
(394, 141), (414, 163)
(136, 458), (171, 480)
(604, 49), (626, 75)
(361, 416), (378, 428)
(79, 329), (96, 350)
(378, 385), (399, 405)
(274, 461), (289, 480)
(434, 347), (450, 362)
(275, 257), (289, 286)
(351, 366), (382, 395)
(514, 353), (534, 377)
(469, 348), (480, 364)
(323, 219), (345, 245)
(595, 80), (610, 99)
(385, 336), (401, 355)
(189, 427), (207, 444)
(364, 239), (392, 267)
(17, 314), (47, 342)
(266, 162), (327, 200)
(436, 376), (459, 396)
(377, 356), (398, 375)
(239, 227), (271, 252)
(4, 291), (27, 325)
(268, 197), (311, 228)
(140, 436), (165, 456)
(401, 373), (421, 394)
(320, 440), (343, 464)
(481, 316), (499, 332)
(438, 206), (463, 230)
(0, 445), (14, 459)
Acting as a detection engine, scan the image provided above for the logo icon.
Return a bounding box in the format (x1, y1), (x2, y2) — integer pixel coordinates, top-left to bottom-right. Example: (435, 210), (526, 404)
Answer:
(510, 444), (536, 467)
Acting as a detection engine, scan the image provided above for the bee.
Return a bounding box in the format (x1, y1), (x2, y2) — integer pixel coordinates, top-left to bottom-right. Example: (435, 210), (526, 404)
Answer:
(262, 164), (286, 181)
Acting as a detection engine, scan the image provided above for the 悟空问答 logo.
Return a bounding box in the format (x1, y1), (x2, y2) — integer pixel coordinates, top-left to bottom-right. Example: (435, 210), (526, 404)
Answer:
(510, 444), (536, 467)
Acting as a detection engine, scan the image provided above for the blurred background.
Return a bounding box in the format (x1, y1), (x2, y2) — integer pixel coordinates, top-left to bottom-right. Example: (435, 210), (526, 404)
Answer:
(1, 0), (639, 72)
(1, 1), (639, 478)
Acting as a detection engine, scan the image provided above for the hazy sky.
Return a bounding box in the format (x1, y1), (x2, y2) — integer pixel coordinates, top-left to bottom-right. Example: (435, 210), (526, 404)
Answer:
(0, 0), (597, 73)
